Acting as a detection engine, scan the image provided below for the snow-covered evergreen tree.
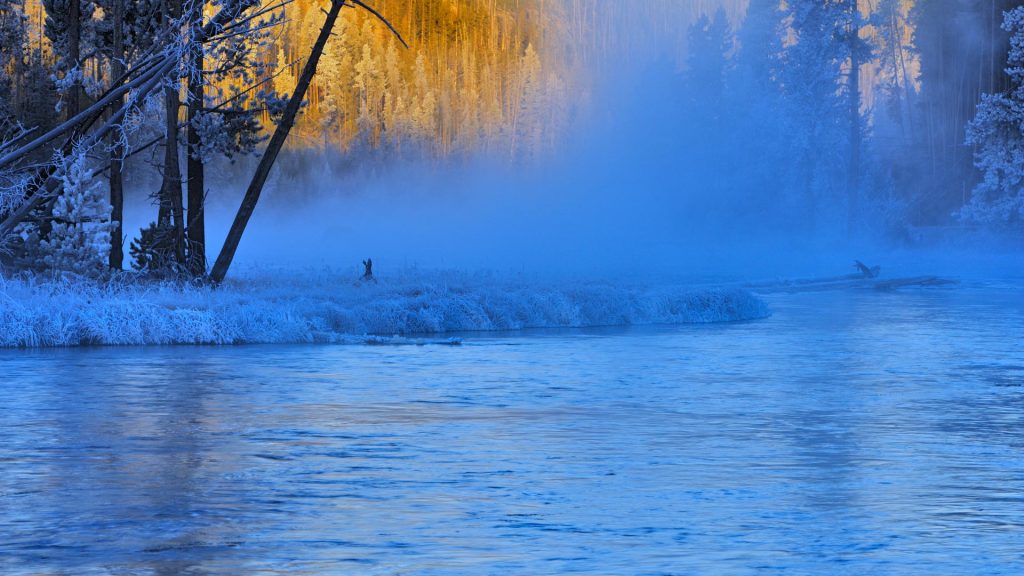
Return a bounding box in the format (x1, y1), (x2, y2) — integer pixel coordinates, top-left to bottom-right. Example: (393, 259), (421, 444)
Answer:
(725, 1), (786, 217)
(513, 42), (544, 158)
(963, 7), (1024, 226)
(778, 0), (855, 229)
(17, 151), (114, 275)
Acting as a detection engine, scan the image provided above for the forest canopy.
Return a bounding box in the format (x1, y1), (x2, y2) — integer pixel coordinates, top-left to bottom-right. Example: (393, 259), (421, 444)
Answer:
(0, 0), (1020, 284)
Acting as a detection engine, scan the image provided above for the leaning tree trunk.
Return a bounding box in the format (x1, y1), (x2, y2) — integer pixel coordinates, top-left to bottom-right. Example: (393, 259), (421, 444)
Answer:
(209, 0), (347, 284)
(109, 0), (125, 270)
(186, 0), (206, 275)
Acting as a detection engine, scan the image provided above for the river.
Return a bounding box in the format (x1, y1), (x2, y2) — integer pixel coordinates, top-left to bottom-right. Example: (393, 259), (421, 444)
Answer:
(1, 283), (1022, 574)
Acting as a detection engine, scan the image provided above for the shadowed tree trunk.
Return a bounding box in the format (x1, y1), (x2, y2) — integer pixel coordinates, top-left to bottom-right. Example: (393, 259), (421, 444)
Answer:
(848, 0), (861, 231)
(186, 0), (206, 275)
(209, 0), (347, 284)
(68, 0), (82, 119)
(109, 0), (124, 270)
(159, 0), (186, 265)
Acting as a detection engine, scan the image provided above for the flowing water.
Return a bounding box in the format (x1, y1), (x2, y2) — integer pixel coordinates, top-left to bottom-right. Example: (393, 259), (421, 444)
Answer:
(1, 284), (1022, 575)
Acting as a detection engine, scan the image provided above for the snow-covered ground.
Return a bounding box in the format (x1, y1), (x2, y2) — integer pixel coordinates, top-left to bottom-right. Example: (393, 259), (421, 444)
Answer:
(0, 270), (769, 347)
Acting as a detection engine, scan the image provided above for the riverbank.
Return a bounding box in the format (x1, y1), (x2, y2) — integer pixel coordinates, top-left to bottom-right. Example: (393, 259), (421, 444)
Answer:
(0, 270), (769, 347)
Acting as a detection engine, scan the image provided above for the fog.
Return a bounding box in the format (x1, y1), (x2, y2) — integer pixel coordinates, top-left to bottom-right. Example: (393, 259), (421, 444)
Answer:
(191, 77), (813, 280)
(124, 1), (1021, 283)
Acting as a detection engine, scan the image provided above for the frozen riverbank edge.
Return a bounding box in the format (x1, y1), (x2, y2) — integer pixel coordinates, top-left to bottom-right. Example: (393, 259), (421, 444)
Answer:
(0, 271), (770, 347)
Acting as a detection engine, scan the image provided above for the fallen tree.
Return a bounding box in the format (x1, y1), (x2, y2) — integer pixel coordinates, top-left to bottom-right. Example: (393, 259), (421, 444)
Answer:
(0, 0), (264, 242)
(1, 0), (405, 284)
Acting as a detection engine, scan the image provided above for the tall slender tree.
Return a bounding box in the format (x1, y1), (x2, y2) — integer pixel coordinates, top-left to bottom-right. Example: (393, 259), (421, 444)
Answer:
(42, 0), (94, 120)
(848, 0), (862, 225)
(159, 0), (186, 266)
(186, 0), (205, 274)
(780, 0), (853, 229)
(108, 0), (125, 269)
(0, 0), (27, 137)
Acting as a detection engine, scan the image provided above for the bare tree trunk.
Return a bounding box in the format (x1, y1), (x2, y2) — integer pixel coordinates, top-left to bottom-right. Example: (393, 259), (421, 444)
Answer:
(209, 0), (346, 284)
(109, 0), (124, 270)
(186, 0), (206, 275)
(159, 0), (186, 265)
(68, 0), (82, 119)
(848, 0), (861, 232)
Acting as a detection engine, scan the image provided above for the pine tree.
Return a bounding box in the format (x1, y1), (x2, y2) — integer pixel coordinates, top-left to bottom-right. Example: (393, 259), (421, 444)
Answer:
(734, 0), (782, 92)
(726, 0), (786, 216)
(908, 0), (1018, 224)
(963, 7), (1024, 226)
(513, 42), (543, 158)
(17, 149), (114, 275)
(779, 0), (853, 228)
(684, 8), (732, 127)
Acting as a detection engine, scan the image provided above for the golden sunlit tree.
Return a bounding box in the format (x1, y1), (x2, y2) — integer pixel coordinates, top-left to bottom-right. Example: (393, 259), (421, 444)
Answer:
(273, 0), (572, 157)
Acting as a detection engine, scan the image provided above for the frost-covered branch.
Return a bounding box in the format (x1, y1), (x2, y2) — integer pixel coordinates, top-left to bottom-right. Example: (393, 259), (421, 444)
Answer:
(0, 67), (166, 240)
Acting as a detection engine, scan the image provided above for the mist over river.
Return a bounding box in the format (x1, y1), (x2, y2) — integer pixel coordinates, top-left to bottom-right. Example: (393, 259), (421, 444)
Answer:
(1, 283), (1022, 575)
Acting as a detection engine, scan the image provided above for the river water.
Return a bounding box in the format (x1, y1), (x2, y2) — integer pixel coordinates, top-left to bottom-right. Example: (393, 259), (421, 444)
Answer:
(1, 284), (1022, 575)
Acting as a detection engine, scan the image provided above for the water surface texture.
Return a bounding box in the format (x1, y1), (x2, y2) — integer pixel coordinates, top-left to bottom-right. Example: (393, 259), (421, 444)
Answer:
(1, 285), (1023, 575)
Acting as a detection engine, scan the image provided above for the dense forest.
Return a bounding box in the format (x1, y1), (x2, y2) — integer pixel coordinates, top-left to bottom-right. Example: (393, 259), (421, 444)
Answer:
(0, 0), (1021, 283)
(664, 0), (1024, 236)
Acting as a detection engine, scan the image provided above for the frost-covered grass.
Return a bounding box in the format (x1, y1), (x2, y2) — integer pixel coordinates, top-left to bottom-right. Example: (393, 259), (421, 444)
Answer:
(0, 269), (769, 347)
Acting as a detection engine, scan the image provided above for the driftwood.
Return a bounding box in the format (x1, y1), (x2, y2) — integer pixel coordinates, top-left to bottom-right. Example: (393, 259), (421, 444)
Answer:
(873, 276), (959, 290)
(854, 260), (880, 278)
(746, 261), (958, 293)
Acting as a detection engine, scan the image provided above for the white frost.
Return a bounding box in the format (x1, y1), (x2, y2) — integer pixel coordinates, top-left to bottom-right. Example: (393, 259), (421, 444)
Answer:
(0, 270), (769, 347)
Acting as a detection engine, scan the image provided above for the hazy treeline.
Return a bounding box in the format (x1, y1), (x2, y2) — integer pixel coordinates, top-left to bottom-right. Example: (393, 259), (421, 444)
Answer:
(892, 0), (1023, 227)
(667, 0), (1024, 234)
(0, 0), (1020, 283)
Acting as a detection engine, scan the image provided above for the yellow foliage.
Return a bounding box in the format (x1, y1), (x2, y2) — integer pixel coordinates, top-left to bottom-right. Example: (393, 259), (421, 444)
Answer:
(275, 0), (572, 157)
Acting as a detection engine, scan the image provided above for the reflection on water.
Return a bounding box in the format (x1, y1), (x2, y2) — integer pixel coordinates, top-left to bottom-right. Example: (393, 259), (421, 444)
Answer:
(1, 285), (1022, 575)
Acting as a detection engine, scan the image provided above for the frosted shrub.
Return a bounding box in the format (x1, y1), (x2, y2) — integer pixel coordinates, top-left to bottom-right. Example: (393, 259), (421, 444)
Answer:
(17, 151), (114, 276)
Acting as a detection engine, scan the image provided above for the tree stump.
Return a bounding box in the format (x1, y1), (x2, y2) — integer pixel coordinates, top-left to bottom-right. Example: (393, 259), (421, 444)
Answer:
(361, 258), (376, 283)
